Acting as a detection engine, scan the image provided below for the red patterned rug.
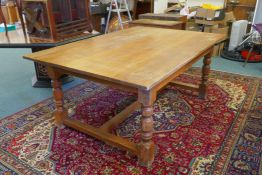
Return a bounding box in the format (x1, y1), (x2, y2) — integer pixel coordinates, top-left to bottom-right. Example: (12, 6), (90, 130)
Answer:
(0, 68), (261, 175)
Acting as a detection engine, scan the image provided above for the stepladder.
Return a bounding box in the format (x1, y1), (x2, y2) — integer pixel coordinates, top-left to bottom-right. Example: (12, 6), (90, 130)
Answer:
(105, 0), (133, 33)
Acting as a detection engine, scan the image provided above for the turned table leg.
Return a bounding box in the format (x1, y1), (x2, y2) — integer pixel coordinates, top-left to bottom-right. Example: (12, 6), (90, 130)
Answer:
(47, 67), (67, 127)
(199, 50), (212, 99)
(138, 90), (156, 167)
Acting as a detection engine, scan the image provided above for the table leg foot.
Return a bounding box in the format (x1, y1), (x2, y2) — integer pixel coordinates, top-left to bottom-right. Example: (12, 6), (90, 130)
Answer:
(138, 105), (155, 167)
(138, 142), (155, 167)
(53, 111), (67, 128)
(55, 122), (66, 129)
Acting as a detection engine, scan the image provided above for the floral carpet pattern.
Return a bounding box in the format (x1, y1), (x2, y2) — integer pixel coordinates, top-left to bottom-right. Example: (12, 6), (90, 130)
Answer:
(0, 68), (261, 175)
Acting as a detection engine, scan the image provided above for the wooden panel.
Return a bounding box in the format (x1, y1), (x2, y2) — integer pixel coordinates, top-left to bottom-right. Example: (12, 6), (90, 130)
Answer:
(170, 81), (199, 91)
(133, 0), (152, 19)
(23, 27), (225, 90)
(0, 4), (18, 24)
(63, 118), (138, 155)
(226, 0), (257, 20)
(91, 14), (103, 32)
(22, 0), (93, 41)
(130, 19), (185, 30)
(130, 19), (183, 27)
(139, 13), (187, 23)
(100, 101), (141, 132)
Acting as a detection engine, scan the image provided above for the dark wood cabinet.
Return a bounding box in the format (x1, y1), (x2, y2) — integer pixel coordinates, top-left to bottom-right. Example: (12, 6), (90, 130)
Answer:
(22, 0), (93, 41)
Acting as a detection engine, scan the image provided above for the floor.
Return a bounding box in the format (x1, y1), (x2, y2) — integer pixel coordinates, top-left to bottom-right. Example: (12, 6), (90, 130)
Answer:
(0, 48), (261, 119)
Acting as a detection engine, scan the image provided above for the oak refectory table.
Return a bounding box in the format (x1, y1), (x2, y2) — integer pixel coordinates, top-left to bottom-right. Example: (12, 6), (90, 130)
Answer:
(23, 27), (225, 166)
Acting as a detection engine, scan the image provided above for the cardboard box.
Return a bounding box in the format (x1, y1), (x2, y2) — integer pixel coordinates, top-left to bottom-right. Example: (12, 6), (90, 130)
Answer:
(196, 8), (225, 20)
(195, 7), (225, 25)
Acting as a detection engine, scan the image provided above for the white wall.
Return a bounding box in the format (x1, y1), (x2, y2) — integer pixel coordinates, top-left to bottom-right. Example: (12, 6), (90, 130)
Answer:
(154, 0), (168, 13)
(253, 0), (262, 24)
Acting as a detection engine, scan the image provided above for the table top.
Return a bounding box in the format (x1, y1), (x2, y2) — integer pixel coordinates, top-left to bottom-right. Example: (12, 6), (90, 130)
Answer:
(131, 19), (183, 27)
(24, 27), (225, 90)
(0, 28), (100, 48)
(139, 13), (187, 22)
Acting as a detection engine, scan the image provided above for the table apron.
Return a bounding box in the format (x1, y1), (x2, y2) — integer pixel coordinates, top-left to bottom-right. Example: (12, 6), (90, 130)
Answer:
(151, 46), (214, 94)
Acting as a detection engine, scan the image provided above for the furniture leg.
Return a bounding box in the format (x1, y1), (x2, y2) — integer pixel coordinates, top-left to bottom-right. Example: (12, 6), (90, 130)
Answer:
(150, 0), (154, 13)
(243, 45), (254, 67)
(133, 0), (138, 19)
(201, 24), (205, 32)
(47, 67), (67, 127)
(31, 47), (74, 88)
(199, 50), (212, 99)
(181, 22), (186, 30)
(138, 90), (156, 167)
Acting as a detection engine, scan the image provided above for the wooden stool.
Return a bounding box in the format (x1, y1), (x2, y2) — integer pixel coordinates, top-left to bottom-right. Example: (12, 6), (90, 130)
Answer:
(130, 19), (185, 30)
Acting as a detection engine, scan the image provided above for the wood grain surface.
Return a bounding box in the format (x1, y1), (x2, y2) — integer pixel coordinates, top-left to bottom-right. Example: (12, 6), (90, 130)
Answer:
(131, 19), (183, 27)
(24, 27), (225, 90)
